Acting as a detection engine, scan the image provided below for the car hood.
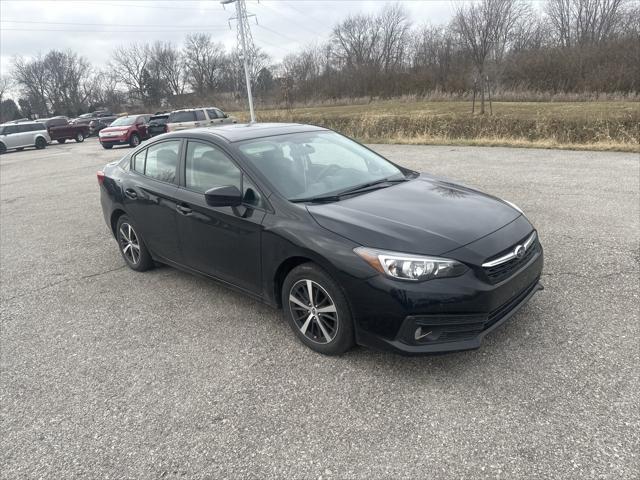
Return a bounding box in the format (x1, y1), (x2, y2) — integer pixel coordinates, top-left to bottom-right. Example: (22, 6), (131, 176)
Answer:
(306, 175), (521, 256)
(100, 126), (129, 133)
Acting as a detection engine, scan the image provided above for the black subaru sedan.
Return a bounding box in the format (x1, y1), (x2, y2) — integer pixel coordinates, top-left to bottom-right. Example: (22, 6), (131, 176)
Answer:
(98, 123), (543, 355)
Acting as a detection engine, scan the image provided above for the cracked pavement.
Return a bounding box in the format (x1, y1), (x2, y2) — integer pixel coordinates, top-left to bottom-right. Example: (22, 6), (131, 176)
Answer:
(1, 138), (638, 479)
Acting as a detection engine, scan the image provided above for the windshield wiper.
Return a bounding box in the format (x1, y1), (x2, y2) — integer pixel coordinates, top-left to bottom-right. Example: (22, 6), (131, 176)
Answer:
(335, 177), (407, 197)
(291, 177), (408, 203)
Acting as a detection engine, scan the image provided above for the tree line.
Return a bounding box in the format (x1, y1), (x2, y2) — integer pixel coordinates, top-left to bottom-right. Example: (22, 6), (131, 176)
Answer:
(1, 0), (638, 122)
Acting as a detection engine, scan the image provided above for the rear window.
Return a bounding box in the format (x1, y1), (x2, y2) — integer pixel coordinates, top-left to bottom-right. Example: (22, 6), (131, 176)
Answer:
(47, 118), (67, 127)
(168, 111), (195, 123)
(150, 115), (168, 123)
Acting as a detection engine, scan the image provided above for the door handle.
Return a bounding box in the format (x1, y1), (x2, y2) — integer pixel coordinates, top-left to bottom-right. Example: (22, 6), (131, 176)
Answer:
(124, 188), (137, 199)
(176, 204), (192, 215)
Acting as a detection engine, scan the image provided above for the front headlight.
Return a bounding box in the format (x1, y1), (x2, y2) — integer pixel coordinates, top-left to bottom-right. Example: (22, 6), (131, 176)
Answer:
(354, 247), (467, 282)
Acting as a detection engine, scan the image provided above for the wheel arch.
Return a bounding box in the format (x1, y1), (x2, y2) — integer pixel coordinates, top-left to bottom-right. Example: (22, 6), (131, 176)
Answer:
(271, 252), (346, 309)
(110, 208), (127, 237)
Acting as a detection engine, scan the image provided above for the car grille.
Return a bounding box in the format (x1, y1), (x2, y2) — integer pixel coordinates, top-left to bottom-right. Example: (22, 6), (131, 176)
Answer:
(483, 236), (539, 284)
(484, 278), (540, 331)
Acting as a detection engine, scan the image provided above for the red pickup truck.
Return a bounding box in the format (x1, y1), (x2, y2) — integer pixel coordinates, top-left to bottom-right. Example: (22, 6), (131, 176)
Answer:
(43, 117), (90, 144)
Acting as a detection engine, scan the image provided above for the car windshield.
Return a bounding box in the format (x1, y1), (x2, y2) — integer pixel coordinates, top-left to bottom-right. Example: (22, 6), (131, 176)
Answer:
(110, 116), (136, 126)
(237, 131), (405, 201)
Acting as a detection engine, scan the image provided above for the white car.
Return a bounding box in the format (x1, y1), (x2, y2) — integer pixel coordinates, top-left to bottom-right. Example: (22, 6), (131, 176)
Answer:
(165, 107), (236, 132)
(0, 121), (51, 154)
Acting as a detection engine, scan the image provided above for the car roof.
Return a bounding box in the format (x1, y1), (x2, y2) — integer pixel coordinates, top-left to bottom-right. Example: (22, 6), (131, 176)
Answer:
(164, 122), (327, 143)
(0, 120), (45, 126)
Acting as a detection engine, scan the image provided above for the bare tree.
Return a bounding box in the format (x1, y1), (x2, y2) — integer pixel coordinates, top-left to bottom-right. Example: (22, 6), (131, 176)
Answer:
(0, 75), (12, 105)
(149, 42), (186, 99)
(546, 0), (628, 47)
(110, 44), (151, 104)
(183, 34), (227, 96)
(453, 0), (528, 113)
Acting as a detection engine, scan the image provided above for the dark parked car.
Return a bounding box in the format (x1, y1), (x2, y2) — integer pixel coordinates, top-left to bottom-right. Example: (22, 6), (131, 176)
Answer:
(42, 116), (89, 143)
(146, 113), (170, 137)
(89, 116), (118, 136)
(98, 114), (151, 149)
(98, 123), (543, 355)
(70, 110), (115, 127)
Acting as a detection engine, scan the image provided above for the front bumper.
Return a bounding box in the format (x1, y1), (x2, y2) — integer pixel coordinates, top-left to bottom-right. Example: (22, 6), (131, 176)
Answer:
(99, 135), (128, 146)
(344, 242), (544, 355)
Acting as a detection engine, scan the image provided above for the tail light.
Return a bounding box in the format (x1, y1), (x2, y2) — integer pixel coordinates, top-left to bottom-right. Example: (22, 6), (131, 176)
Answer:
(97, 171), (105, 185)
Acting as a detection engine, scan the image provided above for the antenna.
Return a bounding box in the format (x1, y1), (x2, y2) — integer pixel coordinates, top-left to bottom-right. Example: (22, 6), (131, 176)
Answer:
(222, 0), (256, 123)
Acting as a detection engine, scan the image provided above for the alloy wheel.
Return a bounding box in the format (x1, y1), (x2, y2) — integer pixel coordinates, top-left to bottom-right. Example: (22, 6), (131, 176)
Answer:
(118, 223), (141, 265)
(288, 279), (339, 344)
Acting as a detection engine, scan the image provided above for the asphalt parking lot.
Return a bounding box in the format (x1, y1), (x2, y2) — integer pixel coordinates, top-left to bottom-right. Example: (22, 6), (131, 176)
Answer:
(1, 137), (638, 479)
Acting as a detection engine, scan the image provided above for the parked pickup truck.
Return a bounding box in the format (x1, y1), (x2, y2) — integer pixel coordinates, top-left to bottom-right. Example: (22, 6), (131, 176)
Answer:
(43, 117), (90, 144)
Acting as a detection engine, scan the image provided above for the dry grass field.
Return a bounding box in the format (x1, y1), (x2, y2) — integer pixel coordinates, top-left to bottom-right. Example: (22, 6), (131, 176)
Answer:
(232, 100), (640, 152)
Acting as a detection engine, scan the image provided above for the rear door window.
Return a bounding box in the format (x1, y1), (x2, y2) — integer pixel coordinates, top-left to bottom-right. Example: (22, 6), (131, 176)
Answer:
(195, 110), (206, 121)
(132, 149), (146, 174)
(144, 140), (181, 183)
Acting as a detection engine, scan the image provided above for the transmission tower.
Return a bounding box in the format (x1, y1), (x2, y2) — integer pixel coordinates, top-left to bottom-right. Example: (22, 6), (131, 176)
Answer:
(222, 0), (257, 123)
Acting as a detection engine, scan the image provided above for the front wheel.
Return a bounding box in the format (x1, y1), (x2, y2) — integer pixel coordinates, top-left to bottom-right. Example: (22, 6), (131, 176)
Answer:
(35, 137), (47, 149)
(0, 143), (6, 155)
(116, 215), (154, 271)
(129, 133), (140, 148)
(282, 263), (354, 355)
(75, 132), (84, 142)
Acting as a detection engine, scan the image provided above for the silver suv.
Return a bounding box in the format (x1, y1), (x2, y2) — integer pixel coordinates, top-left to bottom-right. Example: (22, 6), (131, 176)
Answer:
(166, 107), (236, 132)
(0, 121), (51, 154)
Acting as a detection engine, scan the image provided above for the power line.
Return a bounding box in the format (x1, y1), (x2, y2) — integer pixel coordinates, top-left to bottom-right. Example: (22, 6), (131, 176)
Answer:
(2, 27), (234, 33)
(0, 20), (229, 28)
(256, 24), (300, 44)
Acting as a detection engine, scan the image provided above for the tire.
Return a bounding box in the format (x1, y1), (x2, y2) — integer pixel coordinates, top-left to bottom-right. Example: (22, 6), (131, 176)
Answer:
(102, 144), (113, 149)
(35, 137), (47, 149)
(16, 147), (24, 151)
(129, 133), (140, 148)
(115, 215), (154, 272)
(281, 263), (355, 355)
(57, 139), (66, 144)
(75, 132), (84, 143)
(0, 143), (6, 155)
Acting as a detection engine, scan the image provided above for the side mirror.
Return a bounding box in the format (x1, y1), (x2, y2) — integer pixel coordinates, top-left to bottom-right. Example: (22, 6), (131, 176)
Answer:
(224, 113), (229, 118)
(205, 185), (242, 207)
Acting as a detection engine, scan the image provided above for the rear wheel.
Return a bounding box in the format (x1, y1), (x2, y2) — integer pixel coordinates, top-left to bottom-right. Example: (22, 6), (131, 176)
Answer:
(282, 263), (354, 355)
(35, 137), (47, 149)
(102, 143), (113, 149)
(57, 139), (66, 144)
(129, 133), (140, 148)
(75, 132), (84, 142)
(116, 215), (153, 272)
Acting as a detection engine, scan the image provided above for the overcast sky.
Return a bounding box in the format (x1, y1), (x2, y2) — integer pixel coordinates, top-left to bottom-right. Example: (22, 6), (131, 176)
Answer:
(0, 0), (457, 82)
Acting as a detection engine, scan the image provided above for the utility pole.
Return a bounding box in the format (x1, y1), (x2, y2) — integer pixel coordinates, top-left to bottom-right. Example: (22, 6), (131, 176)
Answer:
(222, 0), (256, 123)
